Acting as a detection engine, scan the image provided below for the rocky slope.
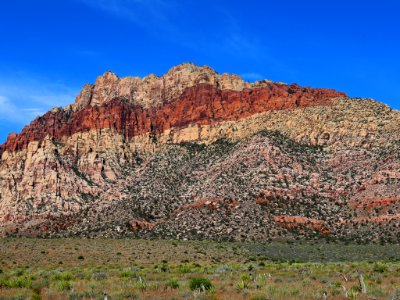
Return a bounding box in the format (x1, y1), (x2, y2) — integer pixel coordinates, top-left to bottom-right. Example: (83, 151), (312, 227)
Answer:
(0, 63), (399, 242)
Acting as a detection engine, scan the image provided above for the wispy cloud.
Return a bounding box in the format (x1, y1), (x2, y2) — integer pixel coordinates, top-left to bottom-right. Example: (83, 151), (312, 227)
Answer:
(76, 0), (267, 60)
(0, 74), (78, 126)
(78, 0), (180, 36)
(0, 96), (48, 124)
(0, 96), (22, 122)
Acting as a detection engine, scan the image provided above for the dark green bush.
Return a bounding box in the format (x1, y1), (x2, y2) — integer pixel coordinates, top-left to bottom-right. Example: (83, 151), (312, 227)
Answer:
(373, 262), (388, 273)
(189, 277), (213, 291)
(165, 279), (180, 289)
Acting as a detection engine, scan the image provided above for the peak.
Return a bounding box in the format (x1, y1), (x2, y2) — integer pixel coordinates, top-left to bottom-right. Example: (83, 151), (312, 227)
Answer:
(143, 73), (159, 81)
(166, 63), (217, 76)
(99, 71), (119, 80)
(71, 63), (348, 112)
(104, 70), (118, 76)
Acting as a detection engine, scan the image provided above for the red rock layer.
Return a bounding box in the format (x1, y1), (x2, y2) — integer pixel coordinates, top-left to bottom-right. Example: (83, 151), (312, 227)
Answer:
(0, 83), (346, 155)
(274, 215), (331, 235)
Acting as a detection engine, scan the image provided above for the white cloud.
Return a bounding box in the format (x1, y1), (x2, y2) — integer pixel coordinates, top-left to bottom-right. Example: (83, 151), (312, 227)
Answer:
(0, 96), (22, 121)
(0, 96), (45, 126)
(0, 74), (78, 125)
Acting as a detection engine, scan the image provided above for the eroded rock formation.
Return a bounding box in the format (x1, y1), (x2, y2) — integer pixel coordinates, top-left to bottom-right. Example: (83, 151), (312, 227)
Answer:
(0, 63), (399, 242)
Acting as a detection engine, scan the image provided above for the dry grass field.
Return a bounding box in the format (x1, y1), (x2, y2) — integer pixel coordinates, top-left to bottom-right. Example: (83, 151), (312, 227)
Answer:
(1, 239), (400, 299)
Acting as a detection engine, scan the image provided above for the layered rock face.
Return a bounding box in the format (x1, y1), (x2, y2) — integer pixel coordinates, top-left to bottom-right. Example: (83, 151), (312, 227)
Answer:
(71, 63), (248, 111)
(0, 81), (344, 155)
(0, 63), (399, 242)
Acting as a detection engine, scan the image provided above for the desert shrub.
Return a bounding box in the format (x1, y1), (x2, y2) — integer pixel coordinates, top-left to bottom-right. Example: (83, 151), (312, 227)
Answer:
(165, 279), (180, 289)
(120, 270), (137, 278)
(160, 264), (168, 272)
(236, 280), (250, 291)
(1, 276), (32, 288)
(0, 277), (7, 288)
(177, 265), (192, 274)
(92, 272), (108, 281)
(373, 262), (388, 273)
(31, 278), (50, 292)
(250, 295), (268, 300)
(13, 269), (25, 276)
(116, 291), (141, 299)
(31, 293), (41, 300)
(240, 274), (251, 281)
(348, 284), (361, 299)
(68, 290), (100, 300)
(133, 281), (148, 291)
(331, 281), (342, 288)
(55, 280), (72, 291)
(68, 291), (81, 300)
(189, 277), (213, 291)
(51, 271), (74, 281)
(11, 296), (27, 300)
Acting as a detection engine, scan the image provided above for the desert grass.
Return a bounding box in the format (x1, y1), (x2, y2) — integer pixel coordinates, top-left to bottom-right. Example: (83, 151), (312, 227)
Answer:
(0, 239), (400, 299)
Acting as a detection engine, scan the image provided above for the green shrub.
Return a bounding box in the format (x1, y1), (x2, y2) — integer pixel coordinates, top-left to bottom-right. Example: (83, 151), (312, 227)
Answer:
(0, 277), (7, 288)
(160, 264), (168, 272)
(133, 281), (148, 291)
(55, 280), (72, 291)
(373, 263), (388, 273)
(14, 269), (25, 276)
(189, 277), (213, 291)
(51, 272), (74, 281)
(120, 270), (137, 278)
(250, 295), (268, 300)
(236, 279), (250, 291)
(177, 264), (192, 274)
(116, 291), (140, 299)
(92, 272), (108, 281)
(31, 293), (41, 300)
(165, 279), (180, 289)
(2, 277), (32, 288)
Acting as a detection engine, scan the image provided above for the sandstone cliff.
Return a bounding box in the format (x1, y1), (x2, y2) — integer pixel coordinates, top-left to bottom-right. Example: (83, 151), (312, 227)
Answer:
(0, 63), (399, 243)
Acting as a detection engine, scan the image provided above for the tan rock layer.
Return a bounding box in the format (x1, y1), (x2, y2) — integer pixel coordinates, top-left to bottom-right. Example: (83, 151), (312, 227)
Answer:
(72, 63), (250, 110)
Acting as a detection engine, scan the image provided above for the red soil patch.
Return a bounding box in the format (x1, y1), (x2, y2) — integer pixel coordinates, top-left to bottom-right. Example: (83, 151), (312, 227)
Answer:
(129, 220), (156, 231)
(274, 215), (331, 235)
(350, 214), (400, 224)
(352, 197), (400, 210)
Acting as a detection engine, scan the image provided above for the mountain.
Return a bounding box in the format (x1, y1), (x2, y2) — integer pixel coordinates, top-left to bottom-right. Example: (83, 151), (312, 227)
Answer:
(1, 63), (399, 242)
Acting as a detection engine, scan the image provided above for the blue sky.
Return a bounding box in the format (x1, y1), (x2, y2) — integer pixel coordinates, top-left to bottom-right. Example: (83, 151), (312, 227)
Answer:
(0, 0), (399, 143)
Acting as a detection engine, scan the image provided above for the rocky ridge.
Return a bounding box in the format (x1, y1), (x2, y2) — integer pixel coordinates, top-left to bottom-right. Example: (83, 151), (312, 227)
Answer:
(0, 63), (399, 242)
(72, 63), (247, 110)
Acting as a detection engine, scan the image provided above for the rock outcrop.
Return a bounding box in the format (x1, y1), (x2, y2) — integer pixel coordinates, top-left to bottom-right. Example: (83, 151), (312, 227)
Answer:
(72, 63), (248, 110)
(0, 81), (345, 155)
(0, 63), (399, 243)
